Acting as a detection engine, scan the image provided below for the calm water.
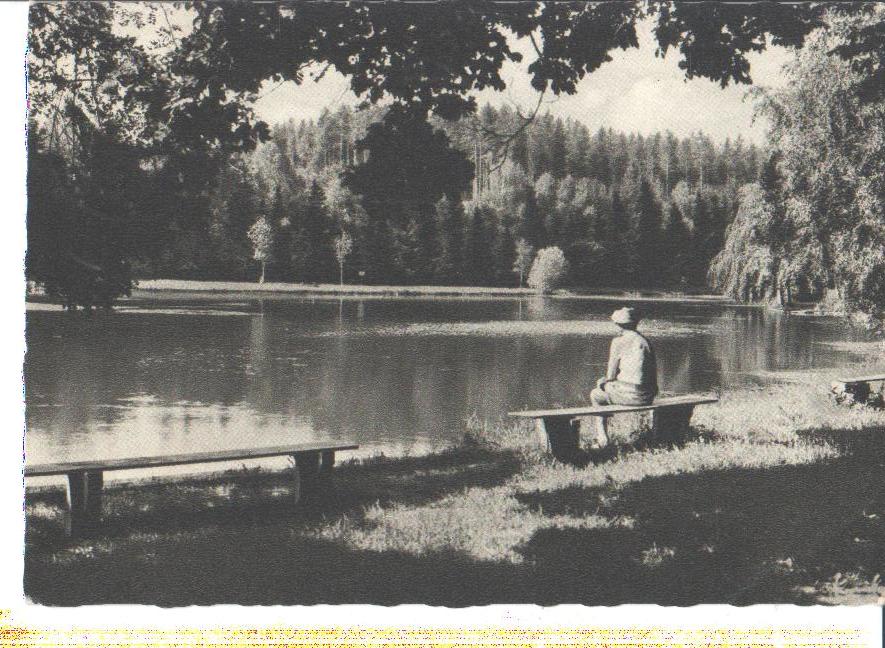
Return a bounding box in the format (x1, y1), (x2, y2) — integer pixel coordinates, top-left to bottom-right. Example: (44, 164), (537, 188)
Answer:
(24, 291), (870, 468)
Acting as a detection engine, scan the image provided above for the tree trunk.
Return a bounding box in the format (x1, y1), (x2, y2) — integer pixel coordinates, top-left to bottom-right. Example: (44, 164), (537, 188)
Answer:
(259, 261), (266, 284)
(339, 262), (344, 286)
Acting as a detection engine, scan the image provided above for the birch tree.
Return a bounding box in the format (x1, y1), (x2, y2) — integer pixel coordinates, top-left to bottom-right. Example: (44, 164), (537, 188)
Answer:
(512, 238), (534, 287)
(334, 231), (354, 286)
(247, 216), (275, 284)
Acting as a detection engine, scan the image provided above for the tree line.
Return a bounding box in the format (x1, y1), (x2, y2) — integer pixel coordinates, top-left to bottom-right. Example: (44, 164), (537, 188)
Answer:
(128, 104), (762, 291)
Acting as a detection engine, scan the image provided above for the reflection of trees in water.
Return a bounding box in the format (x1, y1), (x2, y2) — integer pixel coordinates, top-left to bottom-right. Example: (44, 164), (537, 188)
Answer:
(657, 351), (696, 396)
(525, 296), (567, 320)
(709, 309), (841, 384)
(25, 312), (255, 441)
(305, 337), (432, 449)
(246, 311), (274, 410)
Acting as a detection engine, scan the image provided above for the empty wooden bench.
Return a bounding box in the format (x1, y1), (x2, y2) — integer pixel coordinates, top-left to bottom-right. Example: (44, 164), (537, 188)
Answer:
(509, 393), (718, 464)
(831, 373), (885, 407)
(24, 441), (358, 537)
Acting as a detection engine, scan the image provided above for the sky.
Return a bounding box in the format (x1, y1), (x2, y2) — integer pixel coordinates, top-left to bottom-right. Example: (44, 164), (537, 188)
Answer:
(253, 18), (794, 145)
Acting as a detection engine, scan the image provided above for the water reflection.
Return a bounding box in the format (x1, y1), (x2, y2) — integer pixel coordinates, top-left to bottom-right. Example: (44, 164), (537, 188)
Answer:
(24, 294), (869, 465)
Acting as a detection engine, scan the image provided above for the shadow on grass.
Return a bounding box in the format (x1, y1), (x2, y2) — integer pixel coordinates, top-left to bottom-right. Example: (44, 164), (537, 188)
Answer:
(25, 445), (524, 547)
(25, 445), (535, 606)
(24, 424), (884, 606)
(516, 423), (885, 605)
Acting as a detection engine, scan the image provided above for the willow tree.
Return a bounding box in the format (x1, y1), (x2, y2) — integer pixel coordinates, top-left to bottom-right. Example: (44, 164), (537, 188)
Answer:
(752, 9), (885, 321)
(710, 182), (828, 306)
(711, 184), (778, 304)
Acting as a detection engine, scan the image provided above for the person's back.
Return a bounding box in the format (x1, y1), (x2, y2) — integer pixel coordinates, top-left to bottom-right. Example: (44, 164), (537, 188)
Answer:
(609, 328), (658, 401)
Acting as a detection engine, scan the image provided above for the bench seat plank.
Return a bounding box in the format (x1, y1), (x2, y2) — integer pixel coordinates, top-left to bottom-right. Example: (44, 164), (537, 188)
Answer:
(25, 441), (358, 477)
(836, 374), (885, 384)
(508, 393), (718, 419)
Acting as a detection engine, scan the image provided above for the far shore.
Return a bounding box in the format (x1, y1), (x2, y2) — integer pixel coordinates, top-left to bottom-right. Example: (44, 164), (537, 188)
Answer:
(27, 279), (856, 316)
(131, 278), (732, 303)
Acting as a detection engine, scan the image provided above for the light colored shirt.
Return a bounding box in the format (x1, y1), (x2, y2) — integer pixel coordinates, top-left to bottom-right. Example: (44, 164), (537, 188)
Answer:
(605, 329), (658, 393)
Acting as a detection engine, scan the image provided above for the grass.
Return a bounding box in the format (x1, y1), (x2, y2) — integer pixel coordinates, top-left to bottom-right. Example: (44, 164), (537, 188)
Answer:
(23, 361), (885, 606)
(134, 278), (539, 297)
(127, 278), (727, 303)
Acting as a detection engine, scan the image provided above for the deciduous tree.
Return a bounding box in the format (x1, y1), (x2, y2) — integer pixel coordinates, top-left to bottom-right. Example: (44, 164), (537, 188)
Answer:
(527, 246), (568, 294)
(248, 216), (275, 284)
(333, 231), (354, 286)
(512, 238), (534, 287)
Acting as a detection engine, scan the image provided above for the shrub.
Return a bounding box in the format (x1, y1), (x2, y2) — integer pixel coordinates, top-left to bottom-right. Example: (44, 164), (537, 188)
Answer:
(527, 246), (567, 294)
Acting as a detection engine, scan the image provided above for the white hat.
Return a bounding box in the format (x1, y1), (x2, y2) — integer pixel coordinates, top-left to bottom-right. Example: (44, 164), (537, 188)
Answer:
(611, 307), (639, 326)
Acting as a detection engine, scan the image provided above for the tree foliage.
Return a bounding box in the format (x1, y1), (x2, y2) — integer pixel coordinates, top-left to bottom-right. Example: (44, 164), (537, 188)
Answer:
(125, 103), (759, 289)
(29, 1), (872, 306)
(333, 231), (354, 286)
(710, 183), (781, 303)
(527, 246), (568, 294)
(163, 1), (826, 146)
(247, 216), (275, 283)
(512, 239), (534, 287)
(751, 9), (885, 320)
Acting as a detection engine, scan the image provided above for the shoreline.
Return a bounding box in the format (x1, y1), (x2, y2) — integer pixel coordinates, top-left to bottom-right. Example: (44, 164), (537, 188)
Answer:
(27, 279), (865, 318)
(134, 278), (538, 297)
(136, 278), (728, 300)
(27, 277), (736, 305)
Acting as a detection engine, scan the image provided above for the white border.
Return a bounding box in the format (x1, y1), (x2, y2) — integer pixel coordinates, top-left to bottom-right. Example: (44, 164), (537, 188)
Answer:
(2, 3), (880, 643)
(1, 0), (29, 611)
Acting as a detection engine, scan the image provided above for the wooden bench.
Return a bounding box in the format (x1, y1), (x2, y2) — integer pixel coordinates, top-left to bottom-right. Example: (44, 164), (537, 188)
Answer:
(831, 373), (885, 407)
(24, 441), (358, 538)
(509, 393), (718, 464)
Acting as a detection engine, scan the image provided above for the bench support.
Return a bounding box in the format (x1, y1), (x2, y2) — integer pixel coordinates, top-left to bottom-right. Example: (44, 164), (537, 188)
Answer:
(65, 470), (103, 538)
(651, 405), (694, 445)
(538, 417), (582, 464)
(538, 405), (696, 463)
(320, 450), (336, 480)
(831, 380), (884, 408)
(291, 451), (322, 504)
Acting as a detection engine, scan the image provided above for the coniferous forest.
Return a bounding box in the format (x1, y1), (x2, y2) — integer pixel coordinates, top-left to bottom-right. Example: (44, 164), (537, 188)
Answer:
(123, 105), (763, 291)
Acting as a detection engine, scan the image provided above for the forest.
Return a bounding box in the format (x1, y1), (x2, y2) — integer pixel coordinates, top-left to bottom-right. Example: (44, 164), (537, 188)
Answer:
(25, 3), (884, 322)
(126, 106), (764, 291)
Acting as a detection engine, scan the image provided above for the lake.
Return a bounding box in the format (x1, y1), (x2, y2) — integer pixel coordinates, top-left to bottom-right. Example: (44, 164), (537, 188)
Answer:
(24, 291), (869, 472)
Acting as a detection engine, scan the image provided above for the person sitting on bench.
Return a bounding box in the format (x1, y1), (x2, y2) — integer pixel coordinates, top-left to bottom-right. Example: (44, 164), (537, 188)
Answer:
(588, 307), (658, 448)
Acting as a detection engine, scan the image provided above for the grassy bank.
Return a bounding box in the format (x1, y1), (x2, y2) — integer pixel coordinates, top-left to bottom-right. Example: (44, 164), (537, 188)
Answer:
(24, 354), (885, 606)
(134, 278), (538, 297)
(129, 278), (729, 303)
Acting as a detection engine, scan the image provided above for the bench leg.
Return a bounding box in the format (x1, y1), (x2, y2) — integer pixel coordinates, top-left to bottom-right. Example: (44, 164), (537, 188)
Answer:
(292, 452), (321, 503)
(539, 417), (581, 464)
(651, 406), (695, 445)
(289, 458), (302, 505)
(319, 450), (336, 481)
(65, 470), (103, 538)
